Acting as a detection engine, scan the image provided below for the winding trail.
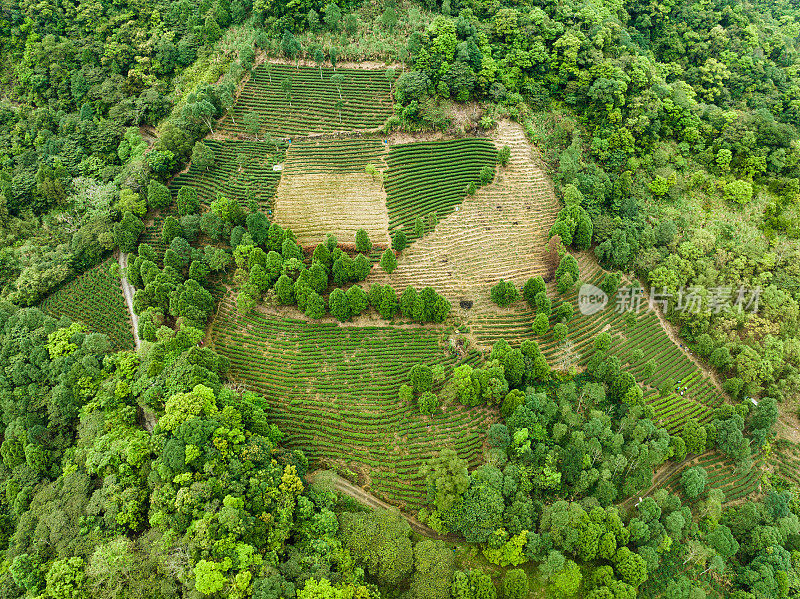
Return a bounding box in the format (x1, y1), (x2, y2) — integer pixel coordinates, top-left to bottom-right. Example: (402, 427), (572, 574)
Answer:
(307, 470), (458, 541)
(116, 250), (140, 350)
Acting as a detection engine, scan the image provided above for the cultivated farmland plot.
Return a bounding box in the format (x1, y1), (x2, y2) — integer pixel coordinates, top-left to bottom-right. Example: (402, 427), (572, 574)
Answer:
(218, 64), (395, 137)
(38, 259), (135, 351)
(470, 253), (723, 433)
(272, 138), (391, 247)
(664, 451), (763, 503)
(170, 140), (286, 210)
(368, 120), (560, 306)
(384, 138), (497, 240)
(209, 296), (495, 509)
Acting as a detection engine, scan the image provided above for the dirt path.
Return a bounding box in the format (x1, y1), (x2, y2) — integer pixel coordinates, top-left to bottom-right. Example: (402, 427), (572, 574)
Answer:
(645, 290), (728, 399)
(308, 470), (458, 540)
(116, 251), (140, 350)
(618, 452), (709, 511)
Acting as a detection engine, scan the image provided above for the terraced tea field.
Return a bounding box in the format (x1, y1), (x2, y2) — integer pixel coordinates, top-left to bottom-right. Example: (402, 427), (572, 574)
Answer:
(273, 138), (390, 247)
(39, 260), (135, 351)
(218, 64), (394, 137)
(209, 297), (495, 509)
(170, 140), (286, 210)
(662, 452), (763, 503)
(469, 254), (723, 433)
(367, 120), (560, 305)
(384, 138), (497, 241)
(773, 440), (800, 487)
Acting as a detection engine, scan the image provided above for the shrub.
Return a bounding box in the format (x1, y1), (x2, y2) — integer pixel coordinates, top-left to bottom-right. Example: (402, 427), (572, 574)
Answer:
(725, 179), (753, 205)
(498, 145), (511, 167)
(305, 291), (326, 319)
(532, 313), (549, 335)
(147, 180), (171, 209)
(696, 333), (714, 356)
(355, 228), (372, 253)
(392, 230), (408, 252)
(379, 286), (399, 319)
(479, 165), (494, 185)
(369, 283), (385, 308)
(556, 302), (573, 322)
(409, 363), (433, 393)
(600, 272), (621, 297)
(413, 216), (424, 237)
(535, 291), (551, 316)
(346, 285), (368, 317)
(552, 322), (568, 342)
(419, 391), (439, 415)
(399, 384), (413, 404)
(490, 280), (519, 307)
(399, 286), (417, 317)
(502, 569), (528, 599)
(329, 288), (351, 322)
(523, 276), (546, 308)
(556, 272), (574, 295)
(161, 216), (184, 245)
(681, 466), (708, 500)
(595, 332), (612, 352)
(275, 274), (294, 304)
(380, 248), (397, 274)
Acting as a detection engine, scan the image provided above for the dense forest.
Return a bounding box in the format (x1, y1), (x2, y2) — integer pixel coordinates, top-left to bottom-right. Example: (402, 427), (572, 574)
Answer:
(1, 0), (800, 597)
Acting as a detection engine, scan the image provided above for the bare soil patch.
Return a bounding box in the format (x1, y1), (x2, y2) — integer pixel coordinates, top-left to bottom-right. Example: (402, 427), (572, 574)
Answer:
(273, 172), (391, 247)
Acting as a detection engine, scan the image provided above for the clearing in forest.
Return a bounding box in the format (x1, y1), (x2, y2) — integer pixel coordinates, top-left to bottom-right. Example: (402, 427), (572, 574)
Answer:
(170, 140), (286, 210)
(272, 138), (390, 247)
(218, 64), (394, 137)
(367, 120), (560, 305)
(384, 138), (497, 241)
(209, 298), (495, 509)
(38, 260), (134, 351)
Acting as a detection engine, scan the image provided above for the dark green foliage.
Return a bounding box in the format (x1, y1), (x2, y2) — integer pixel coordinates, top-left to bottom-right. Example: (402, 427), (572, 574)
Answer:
(379, 285), (399, 319)
(114, 212), (145, 253)
(200, 212), (223, 240)
(355, 228), (372, 253)
(380, 248), (397, 274)
(502, 569), (529, 599)
(246, 211), (270, 246)
(523, 276), (546, 309)
(400, 286), (418, 318)
(346, 285), (368, 317)
(550, 205), (593, 250)
(479, 165), (494, 185)
(328, 288), (350, 322)
(419, 391), (439, 415)
(681, 466), (707, 500)
(535, 291), (551, 316)
(275, 274), (294, 304)
(599, 273), (622, 298)
(490, 280), (519, 307)
(161, 216), (183, 245)
(353, 254), (371, 281)
(409, 363), (433, 393)
(392, 230), (408, 252)
(147, 180), (171, 209)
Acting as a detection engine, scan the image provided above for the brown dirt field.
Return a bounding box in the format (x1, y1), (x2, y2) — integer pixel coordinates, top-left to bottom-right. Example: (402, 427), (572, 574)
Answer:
(273, 172), (391, 247)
